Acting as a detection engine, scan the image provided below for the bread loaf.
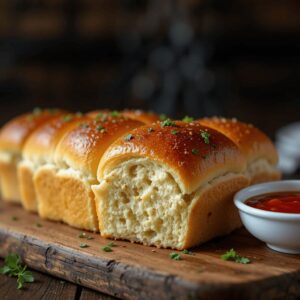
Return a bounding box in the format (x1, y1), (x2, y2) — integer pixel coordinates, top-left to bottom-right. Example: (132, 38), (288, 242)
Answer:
(92, 121), (249, 249)
(0, 108), (64, 202)
(18, 113), (90, 212)
(34, 114), (145, 231)
(198, 117), (281, 183)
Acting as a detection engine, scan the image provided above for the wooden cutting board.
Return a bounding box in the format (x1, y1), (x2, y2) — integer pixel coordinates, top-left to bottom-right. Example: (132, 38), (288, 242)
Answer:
(0, 201), (299, 300)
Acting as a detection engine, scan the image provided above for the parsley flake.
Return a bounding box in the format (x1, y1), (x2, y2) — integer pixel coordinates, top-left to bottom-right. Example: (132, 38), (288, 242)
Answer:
(102, 242), (115, 252)
(200, 130), (210, 144)
(11, 216), (18, 221)
(221, 248), (251, 264)
(111, 111), (120, 117)
(182, 116), (194, 123)
(169, 252), (182, 260)
(182, 249), (193, 255)
(62, 115), (73, 122)
(171, 130), (179, 135)
(33, 107), (42, 115)
(159, 114), (167, 121)
(161, 118), (176, 127)
(191, 148), (199, 155)
(79, 243), (89, 248)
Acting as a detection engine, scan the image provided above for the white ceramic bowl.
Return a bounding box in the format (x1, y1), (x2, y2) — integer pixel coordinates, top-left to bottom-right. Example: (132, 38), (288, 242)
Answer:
(234, 180), (300, 254)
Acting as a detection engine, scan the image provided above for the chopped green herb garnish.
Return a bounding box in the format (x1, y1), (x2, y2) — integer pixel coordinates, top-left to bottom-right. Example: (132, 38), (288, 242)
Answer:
(76, 111), (83, 117)
(111, 110), (120, 117)
(161, 119), (176, 127)
(159, 114), (167, 121)
(191, 148), (199, 155)
(11, 216), (18, 221)
(182, 249), (193, 255)
(169, 252), (182, 260)
(148, 127), (154, 133)
(171, 130), (179, 135)
(200, 130), (210, 144)
(79, 243), (89, 248)
(86, 236), (94, 240)
(102, 246), (112, 252)
(36, 223), (42, 228)
(96, 125), (105, 132)
(0, 254), (34, 289)
(62, 115), (73, 122)
(78, 232), (86, 238)
(33, 107), (42, 115)
(102, 242), (115, 252)
(182, 116), (194, 123)
(124, 133), (134, 141)
(221, 248), (251, 264)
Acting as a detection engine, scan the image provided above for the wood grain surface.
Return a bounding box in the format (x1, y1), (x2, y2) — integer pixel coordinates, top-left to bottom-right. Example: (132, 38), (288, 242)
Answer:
(0, 258), (117, 300)
(0, 201), (299, 300)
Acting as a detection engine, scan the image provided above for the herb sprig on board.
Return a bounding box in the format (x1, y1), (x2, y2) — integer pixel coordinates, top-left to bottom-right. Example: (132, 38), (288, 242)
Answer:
(0, 254), (34, 289)
(221, 248), (251, 264)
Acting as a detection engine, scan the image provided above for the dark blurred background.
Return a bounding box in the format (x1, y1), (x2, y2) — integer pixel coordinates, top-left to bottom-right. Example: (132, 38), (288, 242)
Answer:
(1, 0), (300, 137)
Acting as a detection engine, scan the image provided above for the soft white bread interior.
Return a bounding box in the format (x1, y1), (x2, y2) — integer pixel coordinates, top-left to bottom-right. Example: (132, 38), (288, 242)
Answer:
(0, 108), (64, 202)
(198, 117), (281, 184)
(18, 113), (88, 212)
(34, 115), (144, 231)
(92, 121), (249, 249)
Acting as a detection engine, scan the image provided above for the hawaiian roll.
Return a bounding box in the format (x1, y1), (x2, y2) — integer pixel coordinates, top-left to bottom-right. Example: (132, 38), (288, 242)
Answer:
(92, 120), (249, 249)
(198, 117), (281, 184)
(0, 108), (64, 202)
(34, 116), (143, 231)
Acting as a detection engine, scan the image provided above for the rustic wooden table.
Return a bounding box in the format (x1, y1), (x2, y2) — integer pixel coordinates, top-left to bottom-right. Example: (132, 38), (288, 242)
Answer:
(0, 259), (116, 300)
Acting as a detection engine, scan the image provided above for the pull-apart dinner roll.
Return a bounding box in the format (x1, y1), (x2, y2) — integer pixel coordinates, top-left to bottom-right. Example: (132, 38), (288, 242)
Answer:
(198, 117), (281, 184)
(34, 115), (143, 231)
(19, 113), (89, 212)
(92, 121), (249, 249)
(0, 108), (64, 202)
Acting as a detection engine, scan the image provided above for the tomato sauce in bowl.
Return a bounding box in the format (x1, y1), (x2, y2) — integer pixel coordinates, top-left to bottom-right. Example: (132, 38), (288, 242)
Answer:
(245, 192), (300, 214)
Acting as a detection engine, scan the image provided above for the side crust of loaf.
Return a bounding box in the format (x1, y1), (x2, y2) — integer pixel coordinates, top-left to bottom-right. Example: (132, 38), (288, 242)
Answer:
(92, 158), (249, 249)
(18, 161), (37, 211)
(0, 154), (21, 202)
(34, 165), (98, 231)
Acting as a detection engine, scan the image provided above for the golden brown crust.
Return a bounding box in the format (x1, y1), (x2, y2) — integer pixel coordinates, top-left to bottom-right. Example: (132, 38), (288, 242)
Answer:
(22, 113), (91, 163)
(0, 159), (20, 202)
(198, 117), (278, 165)
(121, 110), (160, 124)
(55, 116), (144, 178)
(0, 108), (65, 153)
(98, 121), (247, 194)
(183, 174), (248, 249)
(87, 109), (160, 124)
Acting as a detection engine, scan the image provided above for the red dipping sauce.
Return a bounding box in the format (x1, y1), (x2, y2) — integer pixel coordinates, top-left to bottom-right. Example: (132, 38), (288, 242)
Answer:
(245, 192), (300, 214)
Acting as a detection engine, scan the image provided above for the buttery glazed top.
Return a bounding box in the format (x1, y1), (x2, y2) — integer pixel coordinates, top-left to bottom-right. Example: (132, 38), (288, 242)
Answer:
(54, 116), (143, 178)
(198, 117), (278, 165)
(121, 110), (160, 124)
(87, 109), (160, 124)
(22, 113), (91, 164)
(0, 109), (65, 153)
(98, 120), (247, 194)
